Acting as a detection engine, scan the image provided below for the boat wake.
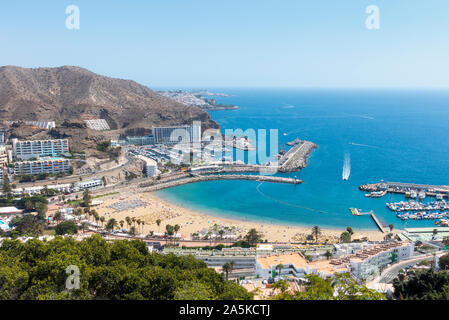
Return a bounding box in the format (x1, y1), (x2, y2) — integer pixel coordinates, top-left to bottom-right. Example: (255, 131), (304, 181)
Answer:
(342, 153), (351, 181)
(349, 142), (379, 149)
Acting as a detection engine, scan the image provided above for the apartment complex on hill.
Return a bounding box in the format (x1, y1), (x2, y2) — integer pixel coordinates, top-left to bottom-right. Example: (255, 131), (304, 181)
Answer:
(12, 138), (69, 160)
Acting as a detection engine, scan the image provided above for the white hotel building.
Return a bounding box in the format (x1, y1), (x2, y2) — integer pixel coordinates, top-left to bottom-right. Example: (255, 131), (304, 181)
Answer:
(12, 138), (69, 160)
(136, 155), (158, 177)
(14, 158), (70, 175)
(152, 122), (201, 144)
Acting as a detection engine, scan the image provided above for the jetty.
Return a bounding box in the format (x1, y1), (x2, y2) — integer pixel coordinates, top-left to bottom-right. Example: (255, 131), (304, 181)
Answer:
(278, 140), (317, 173)
(370, 212), (387, 233)
(140, 174), (303, 192)
(360, 181), (449, 199)
(350, 208), (387, 233)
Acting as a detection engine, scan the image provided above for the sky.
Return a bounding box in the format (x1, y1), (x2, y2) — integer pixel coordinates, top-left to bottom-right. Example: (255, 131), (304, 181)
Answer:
(1, 0), (449, 88)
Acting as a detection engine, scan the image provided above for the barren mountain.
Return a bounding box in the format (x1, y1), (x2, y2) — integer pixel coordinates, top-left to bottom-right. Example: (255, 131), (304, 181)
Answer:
(0, 65), (218, 134)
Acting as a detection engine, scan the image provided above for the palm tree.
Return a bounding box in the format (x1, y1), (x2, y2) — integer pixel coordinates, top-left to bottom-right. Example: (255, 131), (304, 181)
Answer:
(99, 216), (105, 228)
(311, 226), (321, 243)
(80, 221), (89, 233)
(106, 218), (118, 232)
(132, 217), (136, 227)
(174, 224), (180, 238)
(165, 224), (174, 245)
(119, 220), (124, 230)
(222, 262), (232, 280)
(156, 219), (161, 232)
(137, 219), (141, 234)
(325, 250), (333, 260)
(276, 264), (284, 281)
(141, 221), (145, 234)
(53, 211), (63, 225)
(125, 216), (132, 229)
(94, 212), (100, 225)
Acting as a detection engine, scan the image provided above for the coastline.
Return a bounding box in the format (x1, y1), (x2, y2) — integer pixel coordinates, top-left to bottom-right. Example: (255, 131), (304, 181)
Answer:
(94, 188), (388, 243)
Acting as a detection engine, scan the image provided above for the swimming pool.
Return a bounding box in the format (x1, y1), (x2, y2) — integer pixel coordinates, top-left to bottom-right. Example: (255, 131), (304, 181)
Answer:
(0, 220), (9, 230)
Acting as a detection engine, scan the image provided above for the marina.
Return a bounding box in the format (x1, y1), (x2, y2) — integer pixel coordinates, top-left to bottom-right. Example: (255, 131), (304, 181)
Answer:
(386, 199), (449, 225)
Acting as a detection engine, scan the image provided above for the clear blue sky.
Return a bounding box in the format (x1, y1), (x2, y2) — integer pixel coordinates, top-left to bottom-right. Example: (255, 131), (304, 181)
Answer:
(1, 0), (449, 88)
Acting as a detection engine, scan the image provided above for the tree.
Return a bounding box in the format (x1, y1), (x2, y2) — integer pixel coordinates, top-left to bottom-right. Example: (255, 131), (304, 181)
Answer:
(0, 235), (252, 300)
(244, 228), (263, 246)
(136, 219), (141, 234)
(393, 268), (449, 300)
(272, 280), (289, 293)
(156, 219), (161, 232)
(99, 216), (105, 228)
(53, 211), (63, 225)
(311, 226), (321, 243)
(24, 200), (34, 212)
(126, 216), (132, 229)
(389, 224), (394, 232)
(274, 273), (384, 300)
(165, 224), (174, 245)
(174, 224), (180, 237)
(55, 220), (78, 235)
(222, 262), (233, 280)
(2, 173), (13, 199)
(306, 234), (314, 243)
(325, 250), (333, 260)
(35, 202), (48, 220)
(340, 231), (351, 243)
(346, 227), (353, 236)
(80, 221), (89, 233)
(8, 215), (44, 237)
(439, 253), (449, 270)
(106, 218), (118, 232)
(82, 189), (91, 207)
(276, 264), (284, 281)
(119, 220), (124, 229)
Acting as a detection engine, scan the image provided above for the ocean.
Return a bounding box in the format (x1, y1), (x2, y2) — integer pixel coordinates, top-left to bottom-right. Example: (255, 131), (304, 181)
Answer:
(156, 88), (449, 230)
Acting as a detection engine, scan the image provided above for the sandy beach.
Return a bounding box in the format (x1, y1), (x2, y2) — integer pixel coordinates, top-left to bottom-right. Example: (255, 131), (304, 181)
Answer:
(93, 188), (388, 243)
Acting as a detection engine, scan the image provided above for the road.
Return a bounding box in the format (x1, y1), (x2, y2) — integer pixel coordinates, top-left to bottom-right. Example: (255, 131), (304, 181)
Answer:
(367, 251), (446, 291)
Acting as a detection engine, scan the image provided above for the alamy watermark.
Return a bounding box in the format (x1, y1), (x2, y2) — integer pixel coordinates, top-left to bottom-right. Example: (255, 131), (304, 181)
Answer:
(66, 5), (80, 30)
(66, 265), (80, 290)
(365, 5), (380, 30)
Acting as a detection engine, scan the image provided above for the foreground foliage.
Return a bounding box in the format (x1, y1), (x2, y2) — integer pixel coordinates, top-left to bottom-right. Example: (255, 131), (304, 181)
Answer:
(0, 235), (252, 300)
(273, 273), (385, 300)
(393, 268), (449, 300)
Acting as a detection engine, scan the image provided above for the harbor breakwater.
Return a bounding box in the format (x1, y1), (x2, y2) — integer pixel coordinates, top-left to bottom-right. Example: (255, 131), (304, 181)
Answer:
(141, 174), (303, 192)
(278, 140), (318, 173)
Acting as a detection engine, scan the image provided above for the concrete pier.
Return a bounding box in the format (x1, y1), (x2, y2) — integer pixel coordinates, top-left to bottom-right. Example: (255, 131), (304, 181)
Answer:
(370, 212), (387, 233)
(278, 140), (317, 173)
(141, 174), (303, 192)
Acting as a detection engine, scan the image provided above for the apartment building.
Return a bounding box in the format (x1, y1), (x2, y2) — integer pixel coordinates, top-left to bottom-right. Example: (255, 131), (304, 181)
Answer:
(255, 252), (350, 280)
(77, 179), (104, 190)
(14, 158), (70, 175)
(12, 138), (69, 160)
(152, 122), (201, 144)
(347, 242), (414, 281)
(0, 146), (9, 167)
(136, 155), (158, 177)
(255, 241), (414, 282)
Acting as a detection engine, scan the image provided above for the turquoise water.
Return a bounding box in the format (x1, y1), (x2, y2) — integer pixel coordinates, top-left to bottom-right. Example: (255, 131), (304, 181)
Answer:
(156, 89), (449, 230)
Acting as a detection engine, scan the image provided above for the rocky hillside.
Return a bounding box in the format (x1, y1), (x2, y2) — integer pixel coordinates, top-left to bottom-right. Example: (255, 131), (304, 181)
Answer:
(0, 65), (218, 135)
